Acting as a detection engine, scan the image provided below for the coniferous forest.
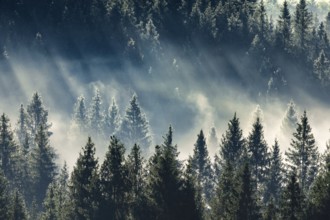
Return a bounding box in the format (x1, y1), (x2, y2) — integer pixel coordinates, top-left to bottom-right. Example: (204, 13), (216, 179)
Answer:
(1, 0), (330, 220)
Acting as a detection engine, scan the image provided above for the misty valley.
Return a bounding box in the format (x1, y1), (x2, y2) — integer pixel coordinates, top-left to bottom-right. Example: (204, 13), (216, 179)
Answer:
(1, 0), (330, 219)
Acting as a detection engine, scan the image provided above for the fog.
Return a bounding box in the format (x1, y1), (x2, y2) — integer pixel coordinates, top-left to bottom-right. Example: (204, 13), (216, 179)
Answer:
(0, 50), (329, 171)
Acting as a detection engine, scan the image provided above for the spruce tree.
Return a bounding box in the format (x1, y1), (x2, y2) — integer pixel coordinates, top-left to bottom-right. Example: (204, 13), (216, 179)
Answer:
(0, 170), (11, 219)
(293, 0), (312, 53)
(41, 183), (57, 220)
(207, 126), (219, 150)
(69, 137), (100, 220)
(280, 172), (304, 220)
(0, 113), (18, 182)
(147, 126), (184, 220)
(211, 160), (239, 219)
(88, 89), (104, 134)
(72, 95), (88, 132)
(27, 92), (52, 141)
(264, 139), (283, 205)
(103, 98), (121, 137)
(285, 111), (319, 193)
(276, 0), (292, 51)
(119, 94), (152, 151)
(190, 130), (214, 202)
(313, 50), (330, 86)
(15, 104), (30, 147)
(30, 125), (57, 207)
(281, 100), (298, 136)
(99, 136), (129, 220)
(219, 113), (246, 169)
(247, 117), (269, 193)
(11, 190), (28, 220)
(236, 162), (260, 220)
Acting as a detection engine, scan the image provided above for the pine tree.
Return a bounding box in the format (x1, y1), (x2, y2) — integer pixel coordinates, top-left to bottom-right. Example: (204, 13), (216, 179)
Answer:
(286, 111), (319, 194)
(264, 139), (283, 205)
(0, 113), (18, 182)
(293, 0), (312, 53)
(280, 172), (304, 220)
(0, 170), (11, 219)
(72, 95), (88, 132)
(219, 113), (246, 169)
(41, 183), (57, 220)
(103, 98), (121, 137)
(88, 89), (104, 134)
(27, 92), (52, 141)
(326, 12), (330, 34)
(10, 190), (28, 220)
(119, 94), (152, 151)
(15, 104), (30, 147)
(236, 162), (260, 220)
(99, 136), (129, 220)
(281, 100), (298, 136)
(30, 125), (57, 207)
(247, 117), (269, 193)
(189, 130), (214, 202)
(69, 137), (100, 220)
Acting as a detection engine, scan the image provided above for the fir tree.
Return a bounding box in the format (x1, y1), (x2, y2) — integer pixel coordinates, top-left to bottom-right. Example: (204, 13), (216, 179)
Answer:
(189, 130), (214, 202)
(219, 113), (246, 169)
(103, 98), (121, 137)
(247, 117), (269, 193)
(285, 111), (319, 193)
(119, 94), (152, 151)
(30, 125), (57, 207)
(99, 136), (129, 220)
(72, 95), (88, 132)
(264, 139), (283, 205)
(69, 137), (100, 220)
(313, 50), (330, 86)
(27, 92), (52, 141)
(41, 183), (57, 220)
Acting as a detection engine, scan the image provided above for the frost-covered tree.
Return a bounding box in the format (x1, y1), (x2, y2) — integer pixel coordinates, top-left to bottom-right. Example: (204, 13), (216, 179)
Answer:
(72, 96), (88, 132)
(281, 100), (298, 136)
(119, 94), (152, 151)
(285, 111), (319, 193)
(313, 50), (330, 86)
(27, 92), (52, 141)
(103, 98), (121, 137)
(88, 89), (104, 134)
(15, 104), (29, 147)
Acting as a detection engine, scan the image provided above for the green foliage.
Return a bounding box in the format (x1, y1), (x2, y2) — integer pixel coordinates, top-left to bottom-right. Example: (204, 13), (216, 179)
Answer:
(0, 170), (11, 219)
(10, 190), (28, 220)
(69, 137), (100, 220)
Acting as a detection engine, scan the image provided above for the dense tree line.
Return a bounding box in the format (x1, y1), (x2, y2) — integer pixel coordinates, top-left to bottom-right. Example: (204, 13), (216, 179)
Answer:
(1, 0), (330, 98)
(0, 92), (329, 219)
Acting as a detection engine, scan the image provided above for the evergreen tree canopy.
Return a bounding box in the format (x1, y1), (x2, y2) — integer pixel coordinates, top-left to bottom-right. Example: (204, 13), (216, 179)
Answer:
(285, 111), (319, 193)
(103, 98), (121, 137)
(72, 95), (88, 131)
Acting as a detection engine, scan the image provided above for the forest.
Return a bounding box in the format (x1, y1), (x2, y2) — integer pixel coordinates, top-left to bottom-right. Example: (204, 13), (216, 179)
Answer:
(1, 0), (330, 219)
